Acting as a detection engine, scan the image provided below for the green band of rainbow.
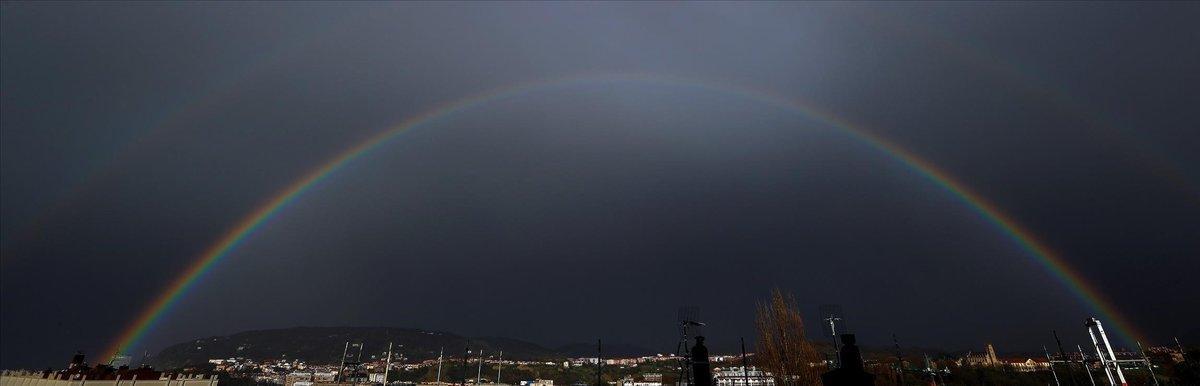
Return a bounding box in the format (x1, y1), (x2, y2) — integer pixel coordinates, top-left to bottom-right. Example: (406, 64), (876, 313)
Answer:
(101, 73), (1145, 361)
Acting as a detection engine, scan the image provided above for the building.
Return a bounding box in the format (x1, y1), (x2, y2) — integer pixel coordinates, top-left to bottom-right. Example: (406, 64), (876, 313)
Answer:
(569, 358), (599, 366)
(0, 353), (204, 386)
(959, 344), (1001, 367)
(1001, 358), (1051, 372)
(616, 374), (663, 386)
(711, 367), (774, 386)
(47, 352), (165, 381)
(1148, 347), (1186, 363)
(519, 379), (553, 386)
(110, 356), (132, 368)
(284, 372), (337, 386)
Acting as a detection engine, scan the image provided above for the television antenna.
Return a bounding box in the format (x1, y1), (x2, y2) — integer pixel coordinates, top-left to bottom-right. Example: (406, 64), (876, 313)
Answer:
(676, 307), (705, 386)
(819, 305), (847, 369)
(1085, 318), (1126, 386)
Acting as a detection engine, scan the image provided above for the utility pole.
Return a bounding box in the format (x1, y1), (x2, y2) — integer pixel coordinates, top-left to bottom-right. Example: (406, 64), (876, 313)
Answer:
(922, 354), (936, 386)
(740, 338), (750, 386)
(1054, 330), (1078, 386)
(892, 334), (905, 386)
(436, 347), (444, 385)
(462, 340), (471, 386)
(597, 339), (603, 386)
(824, 315), (842, 369)
(339, 342), (350, 383)
(496, 351), (503, 385)
(1176, 337), (1188, 363)
(1044, 346), (1061, 386)
(1085, 318), (1126, 386)
(383, 342), (394, 386)
(1078, 345), (1096, 386)
(1137, 342), (1160, 386)
(476, 349), (485, 386)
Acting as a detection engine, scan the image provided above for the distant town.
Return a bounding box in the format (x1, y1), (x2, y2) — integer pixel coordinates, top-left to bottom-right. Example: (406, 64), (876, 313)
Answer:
(2, 332), (1194, 386)
(1, 289), (1194, 386)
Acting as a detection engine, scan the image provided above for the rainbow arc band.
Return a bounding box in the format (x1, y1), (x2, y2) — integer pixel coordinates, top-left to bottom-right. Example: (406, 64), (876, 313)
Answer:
(101, 73), (1145, 361)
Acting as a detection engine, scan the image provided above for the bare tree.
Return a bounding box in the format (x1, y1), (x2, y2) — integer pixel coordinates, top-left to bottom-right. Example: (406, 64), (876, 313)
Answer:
(755, 288), (822, 386)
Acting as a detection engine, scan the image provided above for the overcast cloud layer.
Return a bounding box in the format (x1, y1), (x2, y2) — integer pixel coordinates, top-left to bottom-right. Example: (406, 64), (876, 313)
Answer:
(2, 3), (1199, 368)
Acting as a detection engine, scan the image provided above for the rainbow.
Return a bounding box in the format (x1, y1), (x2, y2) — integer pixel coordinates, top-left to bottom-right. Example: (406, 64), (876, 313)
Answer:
(101, 73), (1146, 361)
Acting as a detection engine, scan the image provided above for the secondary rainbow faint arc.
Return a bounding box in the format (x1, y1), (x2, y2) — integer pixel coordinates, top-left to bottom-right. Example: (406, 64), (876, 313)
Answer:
(101, 73), (1146, 361)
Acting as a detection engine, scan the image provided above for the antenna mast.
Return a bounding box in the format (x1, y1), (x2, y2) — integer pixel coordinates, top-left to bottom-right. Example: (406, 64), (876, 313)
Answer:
(1044, 346), (1061, 386)
(1054, 330), (1079, 386)
(1175, 337), (1188, 363)
(675, 307), (703, 386)
(740, 337), (750, 386)
(819, 305), (845, 369)
(383, 342), (394, 386)
(1085, 318), (1127, 386)
(339, 342), (350, 383)
(1136, 342), (1160, 386)
(461, 340), (471, 386)
(597, 339), (603, 386)
(476, 349), (484, 385)
(892, 334), (905, 385)
(1077, 345), (1097, 386)
(436, 347), (444, 384)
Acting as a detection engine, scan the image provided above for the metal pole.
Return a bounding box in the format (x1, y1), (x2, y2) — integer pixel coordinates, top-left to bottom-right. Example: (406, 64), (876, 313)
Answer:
(1054, 330), (1078, 386)
(892, 334), (905, 386)
(1086, 325), (1116, 386)
(1078, 345), (1096, 386)
(740, 338), (750, 386)
(496, 351), (503, 385)
(384, 342), (394, 386)
(436, 347), (444, 385)
(1137, 342), (1159, 386)
(1175, 337), (1188, 363)
(1086, 319), (1126, 385)
(476, 350), (484, 386)
(923, 354), (935, 386)
(825, 316), (840, 369)
(339, 342), (350, 383)
(1045, 346), (1061, 386)
(679, 334), (691, 386)
(596, 339), (603, 386)
(461, 341), (471, 386)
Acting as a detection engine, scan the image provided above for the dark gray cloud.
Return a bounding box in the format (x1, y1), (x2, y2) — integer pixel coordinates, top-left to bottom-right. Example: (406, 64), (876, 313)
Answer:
(3, 2), (1198, 369)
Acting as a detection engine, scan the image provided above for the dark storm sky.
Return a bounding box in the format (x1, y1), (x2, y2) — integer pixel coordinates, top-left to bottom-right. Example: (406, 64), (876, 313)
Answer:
(2, 2), (1198, 369)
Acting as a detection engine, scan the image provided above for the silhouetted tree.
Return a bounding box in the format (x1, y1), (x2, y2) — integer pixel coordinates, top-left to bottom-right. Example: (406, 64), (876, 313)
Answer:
(755, 288), (821, 386)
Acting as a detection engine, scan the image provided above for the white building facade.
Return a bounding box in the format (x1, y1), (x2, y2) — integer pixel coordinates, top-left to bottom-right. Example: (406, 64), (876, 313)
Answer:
(712, 367), (774, 386)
